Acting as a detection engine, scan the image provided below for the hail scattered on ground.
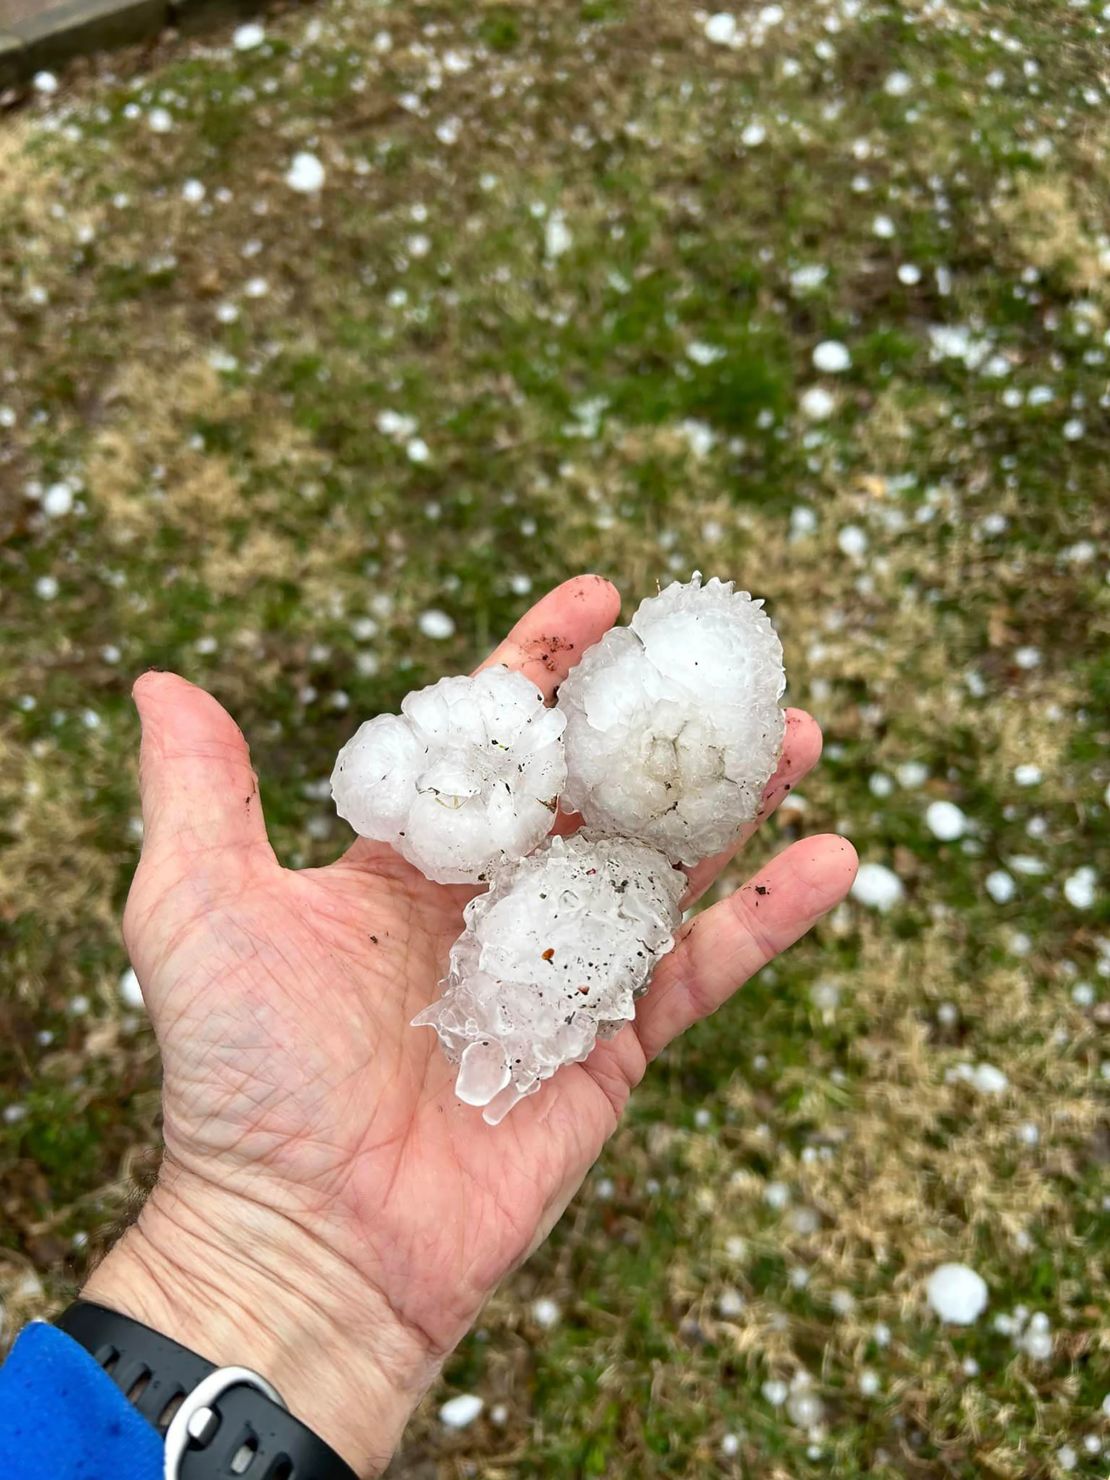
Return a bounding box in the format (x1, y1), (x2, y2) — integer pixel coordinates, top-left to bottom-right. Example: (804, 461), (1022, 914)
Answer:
(1, 1), (1107, 1476)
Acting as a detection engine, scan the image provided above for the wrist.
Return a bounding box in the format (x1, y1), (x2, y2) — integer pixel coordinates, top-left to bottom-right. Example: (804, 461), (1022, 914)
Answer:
(82, 1165), (439, 1477)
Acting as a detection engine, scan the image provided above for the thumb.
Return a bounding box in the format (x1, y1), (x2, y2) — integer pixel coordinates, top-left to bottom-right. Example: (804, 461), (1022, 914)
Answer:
(131, 671), (275, 873)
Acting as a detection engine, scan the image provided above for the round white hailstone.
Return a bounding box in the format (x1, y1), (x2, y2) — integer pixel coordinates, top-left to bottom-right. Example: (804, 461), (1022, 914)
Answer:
(721, 1433), (740, 1457)
(331, 668), (567, 885)
(33, 71), (58, 95)
(558, 576), (786, 866)
(925, 799), (968, 841)
(800, 385), (836, 420)
(812, 339), (852, 373)
(1013, 763), (1043, 786)
(418, 608), (455, 640)
(1064, 866), (1096, 909)
(148, 107), (173, 134)
(926, 1263), (988, 1324)
(762, 1379), (788, 1407)
(884, 70), (913, 96)
(851, 861), (904, 911)
(705, 12), (738, 44)
(118, 967), (144, 1010)
(42, 482), (74, 518)
(837, 524), (868, 558)
(531, 1297), (560, 1328)
(182, 178), (206, 203)
(285, 151), (326, 193)
(1056, 1446), (1077, 1472)
(412, 831), (684, 1123)
(986, 869), (1016, 904)
(233, 21), (266, 49)
(859, 1369), (881, 1397)
(439, 1394), (483, 1429)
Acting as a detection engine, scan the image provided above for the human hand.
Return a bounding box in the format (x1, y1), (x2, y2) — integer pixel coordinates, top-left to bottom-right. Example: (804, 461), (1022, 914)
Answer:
(85, 575), (858, 1474)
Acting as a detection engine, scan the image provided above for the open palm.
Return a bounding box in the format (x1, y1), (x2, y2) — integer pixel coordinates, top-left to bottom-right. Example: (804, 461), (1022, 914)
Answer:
(88, 575), (857, 1475)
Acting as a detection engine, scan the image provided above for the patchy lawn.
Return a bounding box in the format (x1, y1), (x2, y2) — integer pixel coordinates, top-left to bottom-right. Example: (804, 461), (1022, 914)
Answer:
(0, 0), (1107, 1475)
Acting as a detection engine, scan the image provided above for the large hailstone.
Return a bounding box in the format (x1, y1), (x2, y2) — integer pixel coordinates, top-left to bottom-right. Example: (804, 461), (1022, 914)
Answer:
(558, 575), (786, 865)
(413, 831), (684, 1124)
(331, 667), (566, 884)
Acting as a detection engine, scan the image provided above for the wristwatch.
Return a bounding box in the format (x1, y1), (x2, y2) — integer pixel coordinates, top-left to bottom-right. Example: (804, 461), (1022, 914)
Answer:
(55, 1300), (359, 1480)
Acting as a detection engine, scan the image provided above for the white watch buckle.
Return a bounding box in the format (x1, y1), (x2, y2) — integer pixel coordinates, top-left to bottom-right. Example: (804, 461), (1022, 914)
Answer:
(163, 1365), (287, 1480)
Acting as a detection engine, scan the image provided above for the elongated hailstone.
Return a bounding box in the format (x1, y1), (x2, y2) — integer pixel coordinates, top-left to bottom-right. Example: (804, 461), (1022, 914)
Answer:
(413, 831), (684, 1123)
(331, 668), (566, 884)
(557, 575), (786, 865)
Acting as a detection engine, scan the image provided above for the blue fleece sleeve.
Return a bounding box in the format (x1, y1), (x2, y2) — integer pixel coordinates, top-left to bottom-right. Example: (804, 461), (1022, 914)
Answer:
(0, 1322), (162, 1480)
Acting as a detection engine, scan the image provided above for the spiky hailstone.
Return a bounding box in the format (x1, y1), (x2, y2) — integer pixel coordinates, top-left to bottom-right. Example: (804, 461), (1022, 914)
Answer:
(331, 667), (566, 885)
(558, 575), (786, 865)
(413, 831), (684, 1124)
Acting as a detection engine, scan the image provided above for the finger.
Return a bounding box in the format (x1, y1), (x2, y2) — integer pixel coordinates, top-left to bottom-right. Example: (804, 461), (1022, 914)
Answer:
(132, 671), (275, 873)
(475, 573), (621, 699)
(633, 833), (858, 1061)
(681, 709), (822, 906)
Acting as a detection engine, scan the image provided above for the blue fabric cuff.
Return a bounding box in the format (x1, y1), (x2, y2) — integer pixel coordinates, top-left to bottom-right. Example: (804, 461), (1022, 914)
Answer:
(0, 1320), (162, 1480)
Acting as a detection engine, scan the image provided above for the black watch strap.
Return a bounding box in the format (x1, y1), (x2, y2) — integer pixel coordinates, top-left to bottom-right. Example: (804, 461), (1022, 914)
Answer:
(55, 1300), (359, 1480)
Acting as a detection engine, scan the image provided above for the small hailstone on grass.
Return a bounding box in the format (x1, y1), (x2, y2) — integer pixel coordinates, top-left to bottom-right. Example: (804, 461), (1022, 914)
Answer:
(851, 861), (904, 911)
(986, 869), (1016, 904)
(531, 1297), (561, 1328)
(786, 1372), (824, 1429)
(42, 482), (74, 518)
(1014, 763), (1043, 786)
(414, 831), (682, 1122)
(925, 800), (968, 841)
(558, 575), (785, 866)
(717, 1287), (745, 1317)
(332, 667), (566, 885)
(1064, 867), (1096, 909)
(418, 609), (455, 639)
(800, 385), (836, 420)
(837, 524), (868, 558)
(812, 339), (851, 373)
(439, 1394), (483, 1429)
(285, 151), (326, 193)
(233, 21), (266, 49)
(544, 212), (572, 260)
(926, 1263), (988, 1324)
(33, 72), (58, 95)
(705, 12), (738, 44)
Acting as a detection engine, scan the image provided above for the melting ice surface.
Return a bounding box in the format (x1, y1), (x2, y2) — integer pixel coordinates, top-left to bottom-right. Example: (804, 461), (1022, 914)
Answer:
(558, 574), (786, 865)
(331, 667), (566, 884)
(413, 831), (684, 1124)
